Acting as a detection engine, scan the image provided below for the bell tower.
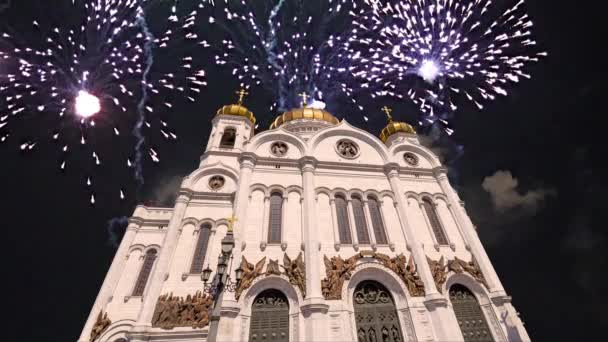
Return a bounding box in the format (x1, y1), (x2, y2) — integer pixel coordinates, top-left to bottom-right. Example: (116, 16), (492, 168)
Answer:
(206, 88), (256, 153)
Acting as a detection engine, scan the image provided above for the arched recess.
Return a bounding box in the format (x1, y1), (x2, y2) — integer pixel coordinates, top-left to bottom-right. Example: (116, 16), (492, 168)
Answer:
(96, 319), (134, 342)
(247, 129), (307, 156)
(389, 144), (442, 169)
(241, 276), (303, 342)
(444, 274), (505, 342)
(182, 161), (239, 192)
(344, 263), (417, 342)
(308, 121), (391, 163)
(353, 280), (404, 342)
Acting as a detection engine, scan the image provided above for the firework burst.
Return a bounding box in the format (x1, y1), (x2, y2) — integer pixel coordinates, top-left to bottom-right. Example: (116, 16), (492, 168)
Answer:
(197, 0), (364, 114)
(0, 0), (207, 201)
(347, 0), (546, 129)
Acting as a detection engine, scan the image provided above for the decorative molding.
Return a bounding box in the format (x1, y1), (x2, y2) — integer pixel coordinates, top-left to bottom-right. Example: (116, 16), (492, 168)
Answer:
(151, 292), (213, 330)
(321, 252), (425, 300)
(90, 311), (111, 341)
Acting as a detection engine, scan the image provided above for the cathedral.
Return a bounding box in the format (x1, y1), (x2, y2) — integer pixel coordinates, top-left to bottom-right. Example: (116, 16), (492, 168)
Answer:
(79, 91), (530, 342)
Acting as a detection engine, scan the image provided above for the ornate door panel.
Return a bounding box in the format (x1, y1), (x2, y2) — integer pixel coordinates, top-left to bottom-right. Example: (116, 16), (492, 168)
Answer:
(449, 284), (495, 342)
(354, 281), (404, 342)
(249, 289), (289, 342)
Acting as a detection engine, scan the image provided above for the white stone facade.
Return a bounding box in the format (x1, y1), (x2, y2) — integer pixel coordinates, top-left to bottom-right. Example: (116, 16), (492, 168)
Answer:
(79, 110), (531, 342)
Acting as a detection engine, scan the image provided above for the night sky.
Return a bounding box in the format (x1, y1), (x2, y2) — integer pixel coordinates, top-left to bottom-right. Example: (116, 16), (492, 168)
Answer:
(1, 1), (605, 341)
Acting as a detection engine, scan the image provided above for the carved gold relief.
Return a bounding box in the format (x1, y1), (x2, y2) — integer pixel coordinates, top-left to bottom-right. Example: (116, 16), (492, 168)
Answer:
(427, 256), (448, 293)
(321, 252), (426, 299)
(448, 257), (489, 288)
(235, 256), (266, 300)
(266, 259), (282, 276)
(90, 311), (111, 341)
(151, 291), (214, 330)
(283, 252), (306, 297)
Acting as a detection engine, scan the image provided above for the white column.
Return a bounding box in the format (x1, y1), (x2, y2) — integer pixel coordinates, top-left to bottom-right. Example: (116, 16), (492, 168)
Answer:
(280, 194), (288, 248)
(329, 198), (341, 250)
(78, 220), (139, 342)
(133, 193), (190, 330)
(299, 157), (329, 341)
(363, 200), (377, 247)
(260, 195), (270, 249)
(434, 168), (506, 294)
(383, 164), (438, 297)
(347, 199), (359, 248)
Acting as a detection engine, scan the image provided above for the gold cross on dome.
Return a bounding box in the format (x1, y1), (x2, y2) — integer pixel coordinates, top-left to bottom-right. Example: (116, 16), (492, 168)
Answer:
(299, 92), (309, 108)
(382, 106), (394, 122)
(227, 215), (238, 233)
(236, 88), (249, 105)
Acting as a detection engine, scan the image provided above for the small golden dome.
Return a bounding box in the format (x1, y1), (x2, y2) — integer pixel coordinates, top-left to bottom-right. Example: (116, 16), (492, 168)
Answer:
(380, 120), (417, 142)
(270, 107), (340, 130)
(216, 104), (256, 125)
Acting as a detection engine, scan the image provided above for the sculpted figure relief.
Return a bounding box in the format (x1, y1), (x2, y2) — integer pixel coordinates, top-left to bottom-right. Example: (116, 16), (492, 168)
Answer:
(90, 311), (111, 341)
(448, 257), (489, 288)
(266, 259), (282, 276)
(336, 140), (359, 158)
(427, 256), (448, 293)
(321, 252), (426, 299)
(321, 254), (362, 299)
(283, 252), (306, 296)
(151, 291), (213, 330)
(235, 256), (266, 300)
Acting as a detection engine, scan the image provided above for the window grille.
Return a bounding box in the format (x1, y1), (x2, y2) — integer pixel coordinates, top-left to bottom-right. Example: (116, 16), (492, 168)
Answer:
(422, 198), (449, 245)
(267, 192), (283, 243)
(352, 196), (370, 244)
(367, 196), (388, 244)
(132, 249), (157, 296)
(335, 195), (352, 244)
(190, 223), (212, 274)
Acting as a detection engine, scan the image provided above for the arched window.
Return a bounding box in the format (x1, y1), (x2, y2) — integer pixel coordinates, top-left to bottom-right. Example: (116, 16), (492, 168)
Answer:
(335, 194), (352, 244)
(422, 198), (449, 245)
(219, 128), (236, 148)
(449, 284), (495, 342)
(132, 249), (157, 296)
(367, 196), (388, 244)
(351, 196), (370, 244)
(267, 192), (283, 243)
(190, 223), (212, 274)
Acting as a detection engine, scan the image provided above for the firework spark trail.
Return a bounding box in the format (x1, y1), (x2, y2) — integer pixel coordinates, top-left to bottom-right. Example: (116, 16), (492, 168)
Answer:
(134, 10), (155, 187)
(0, 0), (207, 202)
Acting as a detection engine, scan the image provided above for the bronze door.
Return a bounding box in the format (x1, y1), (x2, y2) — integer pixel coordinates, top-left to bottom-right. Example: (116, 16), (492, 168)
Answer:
(354, 281), (404, 342)
(449, 284), (495, 342)
(249, 289), (289, 342)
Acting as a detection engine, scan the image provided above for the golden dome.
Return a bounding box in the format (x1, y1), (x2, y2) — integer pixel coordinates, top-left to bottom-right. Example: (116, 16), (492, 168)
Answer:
(380, 120), (417, 142)
(270, 107), (340, 130)
(216, 104), (256, 125)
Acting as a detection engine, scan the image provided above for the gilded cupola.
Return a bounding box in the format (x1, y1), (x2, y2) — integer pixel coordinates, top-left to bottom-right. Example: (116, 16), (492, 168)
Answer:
(216, 89), (256, 125)
(379, 106), (417, 143)
(269, 92), (339, 131)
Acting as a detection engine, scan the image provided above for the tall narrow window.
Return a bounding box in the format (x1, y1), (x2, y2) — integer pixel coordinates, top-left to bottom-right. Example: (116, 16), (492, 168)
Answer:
(190, 223), (212, 274)
(368, 196), (388, 244)
(351, 196), (370, 244)
(449, 284), (495, 342)
(267, 192), (283, 243)
(219, 128), (236, 148)
(132, 249), (157, 296)
(335, 195), (352, 244)
(422, 198), (449, 245)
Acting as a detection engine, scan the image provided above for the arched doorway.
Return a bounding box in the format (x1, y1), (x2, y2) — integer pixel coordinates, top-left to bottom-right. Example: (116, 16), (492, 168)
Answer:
(449, 284), (495, 342)
(249, 289), (289, 342)
(354, 280), (404, 342)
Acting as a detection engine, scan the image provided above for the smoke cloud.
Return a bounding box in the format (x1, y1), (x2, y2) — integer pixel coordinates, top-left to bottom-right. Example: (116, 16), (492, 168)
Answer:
(106, 216), (129, 248)
(151, 174), (184, 206)
(0, 0), (11, 13)
(482, 170), (555, 213)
